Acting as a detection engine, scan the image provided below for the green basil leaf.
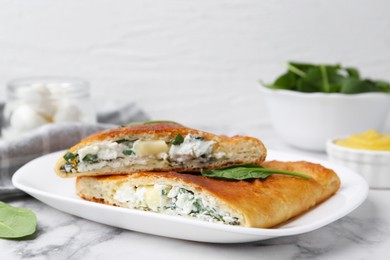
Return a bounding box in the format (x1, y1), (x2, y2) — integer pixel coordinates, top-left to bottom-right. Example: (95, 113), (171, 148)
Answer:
(200, 164), (311, 181)
(0, 201), (37, 239)
(374, 81), (390, 93)
(82, 154), (98, 163)
(63, 152), (76, 162)
(171, 134), (184, 145)
(271, 71), (297, 90)
(345, 67), (360, 79)
(297, 76), (320, 92)
(287, 63), (306, 78)
(319, 65), (331, 92)
(127, 120), (181, 127)
(288, 62), (316, 73)
(301, 66), (341, 93)
(340, 79), (379, 94)
(326, 70), (345, 92)
(262, 62), (390, 94)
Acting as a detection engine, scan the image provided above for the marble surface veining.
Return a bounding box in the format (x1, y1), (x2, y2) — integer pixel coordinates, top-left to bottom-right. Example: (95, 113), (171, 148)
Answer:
(2, 192), (390, 260)
(1, 126), (390, 260)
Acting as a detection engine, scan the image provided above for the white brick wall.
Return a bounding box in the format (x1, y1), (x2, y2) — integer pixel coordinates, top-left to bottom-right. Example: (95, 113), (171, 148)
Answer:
(0, 0), (389, 132)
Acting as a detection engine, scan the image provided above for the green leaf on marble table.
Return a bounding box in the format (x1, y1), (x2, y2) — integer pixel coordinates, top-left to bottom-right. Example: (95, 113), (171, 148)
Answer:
(0, 201), (37, 239)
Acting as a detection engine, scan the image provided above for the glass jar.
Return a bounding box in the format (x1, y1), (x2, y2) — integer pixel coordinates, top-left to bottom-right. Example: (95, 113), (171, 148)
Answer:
(1, 77), (96, 139)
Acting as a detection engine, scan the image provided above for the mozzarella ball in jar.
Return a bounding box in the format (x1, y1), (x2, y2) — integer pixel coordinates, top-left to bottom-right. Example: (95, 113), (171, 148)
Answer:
(1, 77), (96, 139)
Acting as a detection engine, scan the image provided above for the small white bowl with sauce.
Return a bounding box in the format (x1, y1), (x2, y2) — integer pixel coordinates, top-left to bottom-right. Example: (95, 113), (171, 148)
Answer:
(326, 130), (390, 189)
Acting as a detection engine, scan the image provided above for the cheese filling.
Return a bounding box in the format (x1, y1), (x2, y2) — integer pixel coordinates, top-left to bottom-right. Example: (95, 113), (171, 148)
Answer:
(62, 134), (221, 173)
(169, 135), (215, 162)
(113, 184), (240, 225)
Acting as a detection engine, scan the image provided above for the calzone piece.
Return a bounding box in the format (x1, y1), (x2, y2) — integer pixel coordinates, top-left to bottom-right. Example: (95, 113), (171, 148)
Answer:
(76, 161), (341, 228)
(55, 122), (267, 178)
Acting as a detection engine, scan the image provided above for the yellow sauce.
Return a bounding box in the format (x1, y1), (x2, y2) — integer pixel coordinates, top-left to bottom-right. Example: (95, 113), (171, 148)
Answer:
(336, 130), (390, 151)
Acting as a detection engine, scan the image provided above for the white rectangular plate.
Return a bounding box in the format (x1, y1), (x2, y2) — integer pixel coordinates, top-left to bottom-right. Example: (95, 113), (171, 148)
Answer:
(12, 150), (368, 243)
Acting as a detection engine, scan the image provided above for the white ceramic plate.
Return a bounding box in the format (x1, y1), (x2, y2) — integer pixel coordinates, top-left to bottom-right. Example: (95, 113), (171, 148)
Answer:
(12, 150), (368, 243)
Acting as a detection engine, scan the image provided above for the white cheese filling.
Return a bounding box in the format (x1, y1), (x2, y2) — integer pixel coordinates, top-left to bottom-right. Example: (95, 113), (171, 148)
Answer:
(68, 134), (221, 173)
(78, 141), (129, 161)
(168, 135), (215, 162)
(113, 184), (240, 225)
(77, 157), (153, 172)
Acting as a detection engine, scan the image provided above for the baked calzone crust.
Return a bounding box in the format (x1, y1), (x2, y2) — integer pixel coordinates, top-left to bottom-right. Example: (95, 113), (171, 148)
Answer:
(76, 160), (340, 228)
(55, 122), (267, 178)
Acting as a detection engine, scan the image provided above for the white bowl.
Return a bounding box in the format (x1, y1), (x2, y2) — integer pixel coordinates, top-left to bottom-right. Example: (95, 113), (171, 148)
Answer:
(326, 138), (390, 189)
(259, 85), (390, 151)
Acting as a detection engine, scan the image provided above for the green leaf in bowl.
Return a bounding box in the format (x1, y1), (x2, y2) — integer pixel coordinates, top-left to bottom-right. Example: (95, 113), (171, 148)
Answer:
(263, 62), (390, 94)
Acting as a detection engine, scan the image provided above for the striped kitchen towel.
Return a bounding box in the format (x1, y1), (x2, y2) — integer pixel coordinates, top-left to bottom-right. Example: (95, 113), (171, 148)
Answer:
(0, 101), (149, 199)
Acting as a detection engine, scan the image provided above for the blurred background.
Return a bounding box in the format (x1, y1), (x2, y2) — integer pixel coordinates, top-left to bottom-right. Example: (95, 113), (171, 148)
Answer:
(0, 0), (389, 131)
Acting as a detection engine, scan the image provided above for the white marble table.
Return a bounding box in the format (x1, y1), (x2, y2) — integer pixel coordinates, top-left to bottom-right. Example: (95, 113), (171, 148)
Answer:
(2, 126), (389, 260)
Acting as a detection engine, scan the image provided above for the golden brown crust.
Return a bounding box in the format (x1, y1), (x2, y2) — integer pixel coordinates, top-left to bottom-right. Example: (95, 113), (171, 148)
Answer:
(74, 122), (188, 150)
(76, 160), (340, 228)
(261, 160), (341, 204)
(55, 122), (267, 177)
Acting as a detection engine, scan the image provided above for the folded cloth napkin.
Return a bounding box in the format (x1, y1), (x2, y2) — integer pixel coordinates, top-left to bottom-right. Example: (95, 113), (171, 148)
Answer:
(0, 101), (149, 199)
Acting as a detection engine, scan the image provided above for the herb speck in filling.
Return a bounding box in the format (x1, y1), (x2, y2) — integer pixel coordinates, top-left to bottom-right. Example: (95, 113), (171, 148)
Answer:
(171, 134), (184, 145)
(63, 152), (76, 162)
(82, 154), (99, 163)
(123, 150), (135, 156)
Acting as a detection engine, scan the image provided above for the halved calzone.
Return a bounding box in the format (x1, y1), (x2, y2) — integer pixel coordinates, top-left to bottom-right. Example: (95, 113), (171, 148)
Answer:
(55, 122), (267, 178)
(76, 160), (341, 228)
